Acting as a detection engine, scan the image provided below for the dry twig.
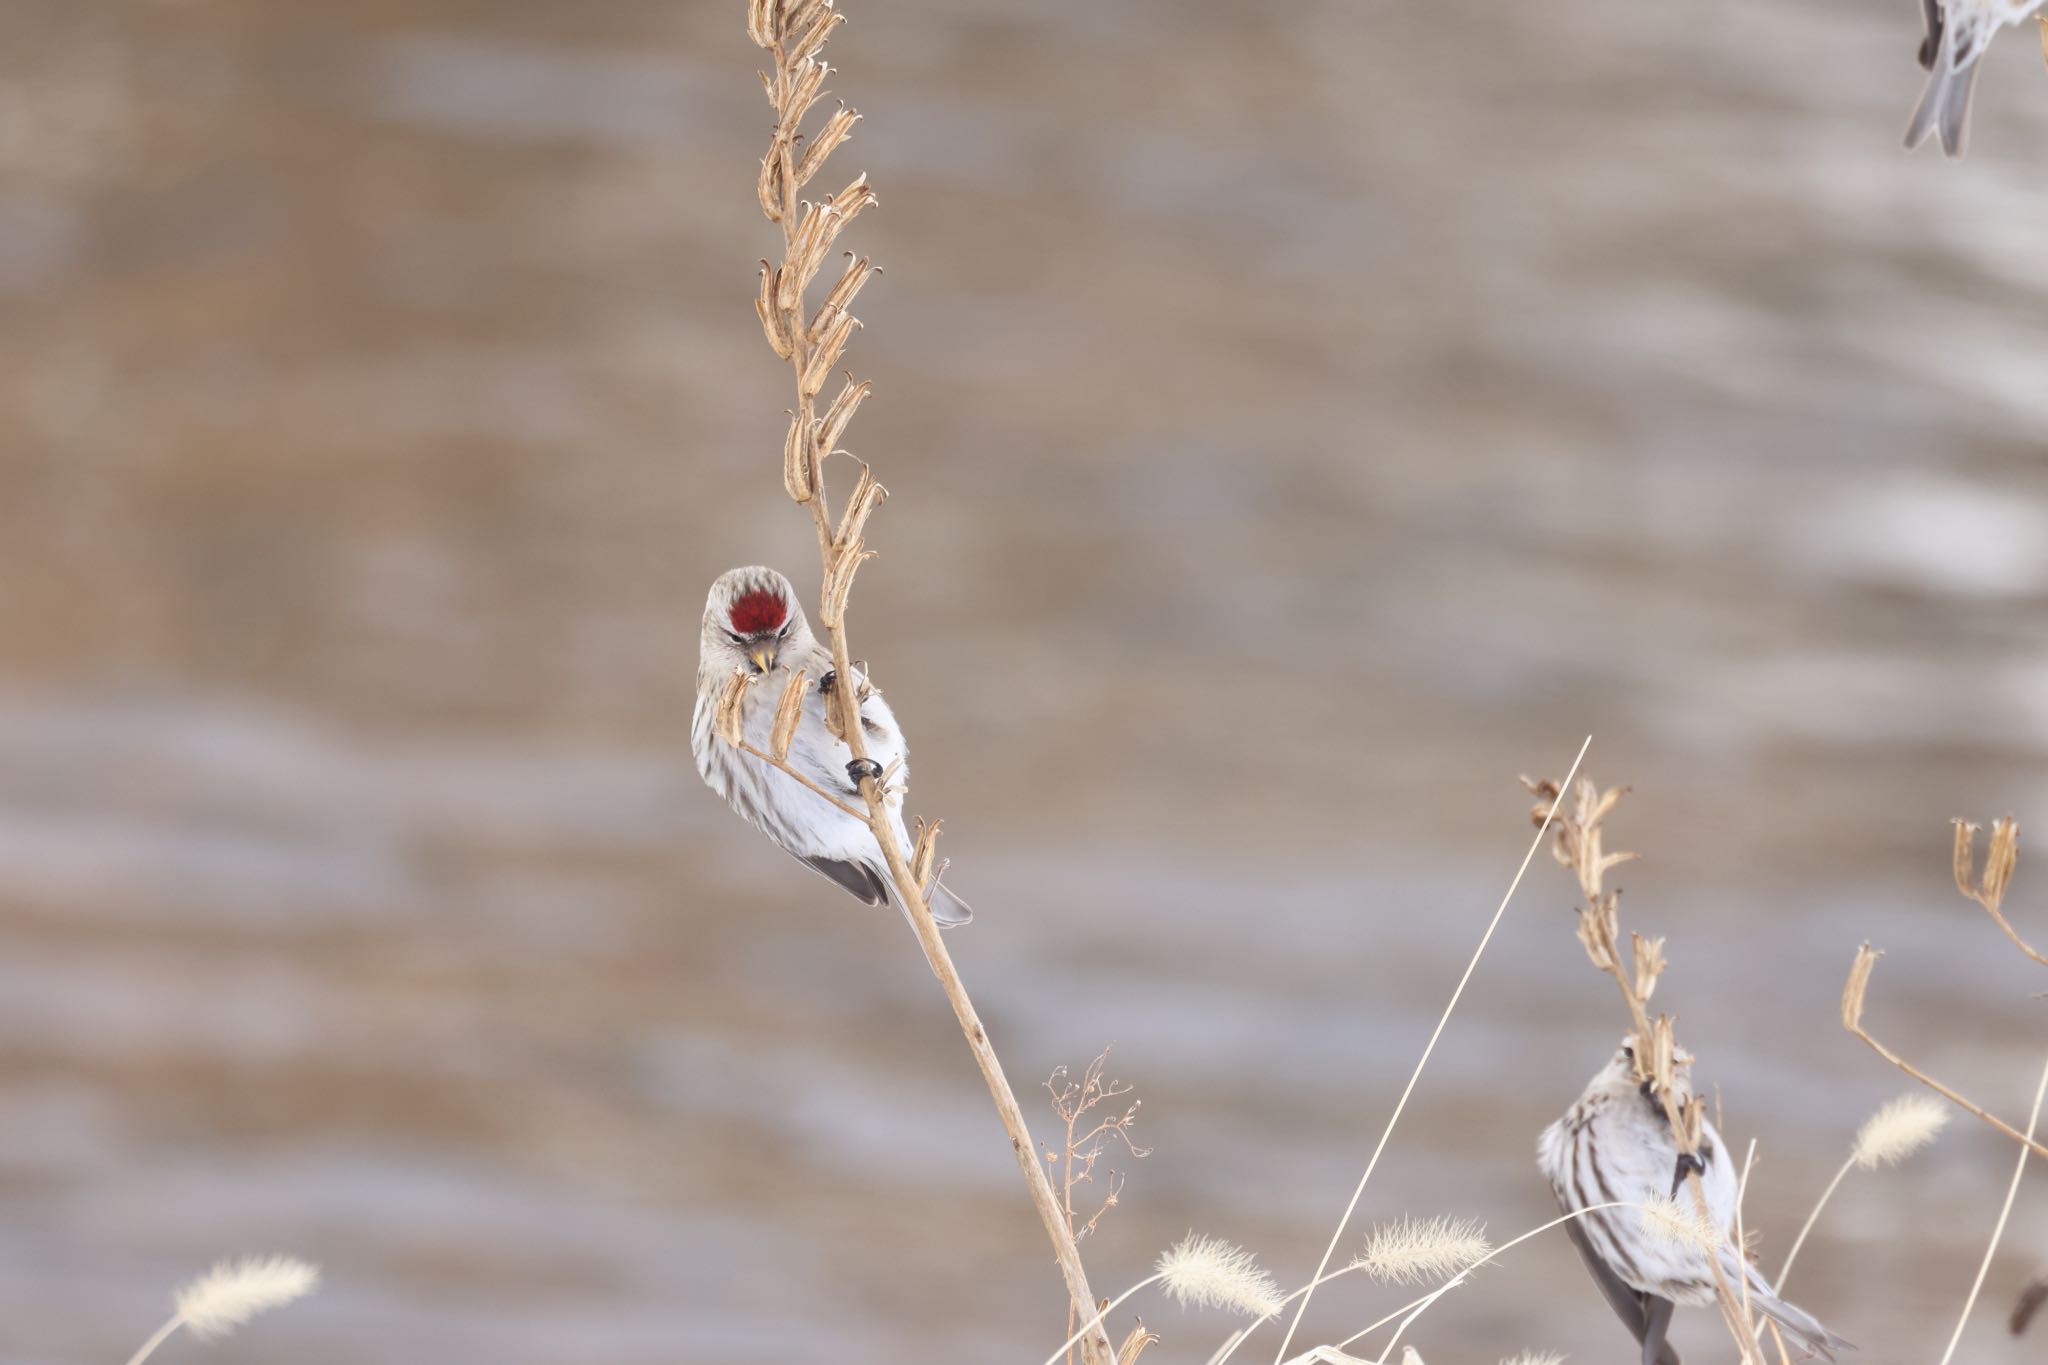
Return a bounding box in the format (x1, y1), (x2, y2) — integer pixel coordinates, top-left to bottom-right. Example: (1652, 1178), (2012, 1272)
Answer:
(735, 5), (1114, 1359)
(1046, 1048), (1150, 1364)
(1840, 817), (2048, 1160)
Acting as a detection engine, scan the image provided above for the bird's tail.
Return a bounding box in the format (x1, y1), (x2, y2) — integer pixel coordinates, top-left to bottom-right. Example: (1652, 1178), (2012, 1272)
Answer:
(1905, 22), (1980, 157)
(895, 879), (973, 929)
(1726, 1255), (1854, 1361)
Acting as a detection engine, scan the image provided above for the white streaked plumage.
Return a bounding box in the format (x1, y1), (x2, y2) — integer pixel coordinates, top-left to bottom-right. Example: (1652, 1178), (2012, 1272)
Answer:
(1537, 1041), (1851, 1363)
(1906, 0), (2048, 156)
(691, 565), (970, 927)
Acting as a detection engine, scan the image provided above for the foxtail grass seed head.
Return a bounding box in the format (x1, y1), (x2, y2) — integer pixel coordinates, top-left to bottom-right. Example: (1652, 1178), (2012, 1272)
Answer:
(1640, 1195), (1721, 1254)
(1851, 1093), (1952, 1170)
(1349, 1215), (1491, 1286)
(173, 1256), (319, 1339)
(1156, 1234), (1283, 1318)
(1843, 943), (1882, 1030)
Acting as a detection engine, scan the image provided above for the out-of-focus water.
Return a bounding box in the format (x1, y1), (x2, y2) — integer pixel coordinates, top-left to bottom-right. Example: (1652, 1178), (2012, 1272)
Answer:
(3, 1), (2048, 1361)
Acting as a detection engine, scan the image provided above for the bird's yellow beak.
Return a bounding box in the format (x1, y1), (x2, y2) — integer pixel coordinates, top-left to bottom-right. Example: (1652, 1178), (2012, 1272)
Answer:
(749, 643), (779, 674)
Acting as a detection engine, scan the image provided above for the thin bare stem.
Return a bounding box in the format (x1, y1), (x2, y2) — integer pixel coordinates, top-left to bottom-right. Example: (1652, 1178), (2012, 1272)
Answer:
(1938, 1054), (2048, 1365)
(1843, 964), (2048, 1161)
(1270, 733), (1592, 1365)
(123, 1317), (183, 1365)
(1774, 1154), (1854, 1292)
(734, 741), (867, 818)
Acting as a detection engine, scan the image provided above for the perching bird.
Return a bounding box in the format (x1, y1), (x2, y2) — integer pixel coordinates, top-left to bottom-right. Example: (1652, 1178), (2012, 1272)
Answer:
(1538, 1041), (1852, 1365)
(692, 565), (972, 928)
(1905, 0), (2047, 156)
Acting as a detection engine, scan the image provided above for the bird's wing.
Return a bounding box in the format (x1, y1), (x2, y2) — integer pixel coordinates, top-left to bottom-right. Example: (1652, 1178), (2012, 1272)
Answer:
(1562, 1218), (1682, 1365)
(799, 854), (891, 906)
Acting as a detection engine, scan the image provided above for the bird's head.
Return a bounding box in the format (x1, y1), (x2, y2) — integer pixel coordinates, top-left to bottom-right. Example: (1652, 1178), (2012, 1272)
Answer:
(1594, 1034), (1697, 1103)
(702, 566), (810, 677)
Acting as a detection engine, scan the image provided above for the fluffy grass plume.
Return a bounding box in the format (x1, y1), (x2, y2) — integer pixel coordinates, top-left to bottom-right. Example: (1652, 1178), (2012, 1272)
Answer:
(175, 1256), (320, 1338)
(1500, 1354), (1565, 1365)
(1852, 1092), (1951, 1170)
(1349, 1216), (1491, 1286)
(1158, 1234), (1284, 1317)
(1639, 1195), (1720, 1253)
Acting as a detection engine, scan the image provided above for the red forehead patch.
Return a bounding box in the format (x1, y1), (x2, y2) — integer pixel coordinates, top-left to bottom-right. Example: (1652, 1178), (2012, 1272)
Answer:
(728, 588), (788, 635)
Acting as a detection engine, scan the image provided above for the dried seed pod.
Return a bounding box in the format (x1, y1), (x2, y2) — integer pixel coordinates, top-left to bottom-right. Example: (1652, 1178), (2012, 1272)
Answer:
(782, 55), (828, 126)
(757, 146), (787, 223)
(812, 254), (875, 339)
(1631, 932), (1667, 1002)
(1647, 1016), (1678, 1093)
(815, 376), (871, 456)
(1984, 817), (2021, 908)
(818, 536), (875, 628)
(756, 265), (794, 357)
(1843, 943), (1882, 1031)
(788, 4), (845, 61)
(911, 816), (944, 891)
(783, 411), (817, 503)
(797, 106), (860, 188)
(746, 0), (780, 49)
(714, 673), (753, 747)
(780, 0), (829, 40)
(769, 668), (809, 761)
(832, 464), (887, 550)
(800, 313), (860, 395)
(1953, 818), (1981, 901)
(778, 202), (829, 309)
(1116, 1322), (1160, 1365)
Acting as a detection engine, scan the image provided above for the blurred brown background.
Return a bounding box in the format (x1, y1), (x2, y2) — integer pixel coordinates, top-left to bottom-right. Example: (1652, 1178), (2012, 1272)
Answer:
(4, 0), (2048, 1361)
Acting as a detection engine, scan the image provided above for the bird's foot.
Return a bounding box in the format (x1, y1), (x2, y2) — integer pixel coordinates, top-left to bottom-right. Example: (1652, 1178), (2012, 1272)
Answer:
(1669, 1151), (1707, 1198)
(846, 757), (883, 789)
(820, 669), (837, 694)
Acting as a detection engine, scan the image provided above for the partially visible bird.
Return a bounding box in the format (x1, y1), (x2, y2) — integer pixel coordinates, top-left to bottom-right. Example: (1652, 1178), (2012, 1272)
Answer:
(691, 565), (972, 928)
(1906, 0), (2048, 156)
(1537, 1041), (1853, 1365)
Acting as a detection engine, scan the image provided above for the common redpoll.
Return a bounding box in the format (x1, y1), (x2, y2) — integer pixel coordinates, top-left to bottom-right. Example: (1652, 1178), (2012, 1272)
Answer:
(1537, 1041), (1851, 1364)
(1906, 0), (2047, 156)
(692, 565), (972, 927)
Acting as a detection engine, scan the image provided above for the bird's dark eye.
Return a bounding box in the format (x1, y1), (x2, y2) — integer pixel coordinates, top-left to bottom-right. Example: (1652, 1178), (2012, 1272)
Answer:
(777, 621), (791, 638)
(725, 630), (745, 645)
(1621, 1046), (1634, 1061)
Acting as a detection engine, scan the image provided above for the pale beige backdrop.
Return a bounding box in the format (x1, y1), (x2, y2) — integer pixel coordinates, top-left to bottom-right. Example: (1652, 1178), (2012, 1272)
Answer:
(3, 0), (2048, 1361)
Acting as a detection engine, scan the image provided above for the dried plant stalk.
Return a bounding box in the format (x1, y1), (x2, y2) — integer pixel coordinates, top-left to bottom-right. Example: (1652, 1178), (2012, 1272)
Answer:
(1842, 818), (2048, 1159)
(1524, 776), (1760, 1356)
(740, 5), (1114, 1360)
(1047, 1048), (1150, 1365)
